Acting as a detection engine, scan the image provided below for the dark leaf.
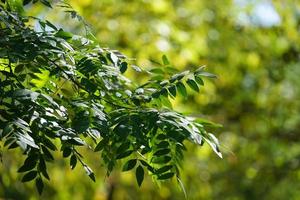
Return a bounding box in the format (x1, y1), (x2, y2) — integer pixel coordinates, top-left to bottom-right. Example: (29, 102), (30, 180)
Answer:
(120, 62), (128, 73)
(2, 124), (13, 137)
(156, 165), (173, 174)
(42, 138), (57, 151)
(41, 146), (54, 161)
(186, 78), (199, 92)
(35, 177), (44, 195)
(18, 158), (37, 173)
(116, 142), (131, 155)
(157, 172), (175, 180)
(70, 155), (77, 170)
(63, 147), (72, 157)
(139, 160), (155, 173)
(45, 20), (57, 30)
(8, 142), (19, 149)
(116, 150), (133, 160)
(68, 138), (86, 146)
(38, 158), (50, 180)
(94, 138), (107, 152)
(122, 159), (137, 171)
(14, 64), (25, 73)
(176, 82), (187, 97)
(151, 156), (172, 164)
(168, 85), (176, 97)
(153, 148), (171, 156)
(21, 171), (37, 182)
(136, 165), (144, 187)
(156, 141), (169, 148)
(194, 75), (204, 85)
(160, 88), (168, 97)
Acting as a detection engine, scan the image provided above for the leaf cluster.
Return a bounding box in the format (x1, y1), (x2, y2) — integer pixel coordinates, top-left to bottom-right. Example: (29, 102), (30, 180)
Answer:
(0, 1), (221, 194)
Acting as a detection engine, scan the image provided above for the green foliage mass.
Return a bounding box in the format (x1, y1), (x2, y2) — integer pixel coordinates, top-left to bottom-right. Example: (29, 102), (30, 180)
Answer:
(1, 0), (300, 199)
(0, 0), (222, 196)
(70, 1), (299, 200)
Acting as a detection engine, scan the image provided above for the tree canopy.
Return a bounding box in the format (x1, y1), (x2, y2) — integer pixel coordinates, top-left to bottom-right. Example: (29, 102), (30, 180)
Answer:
(0, 0), (222, 195)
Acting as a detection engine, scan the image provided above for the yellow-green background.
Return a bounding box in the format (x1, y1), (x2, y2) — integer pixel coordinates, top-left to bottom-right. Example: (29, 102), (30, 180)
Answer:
(1, 0), (300, 199)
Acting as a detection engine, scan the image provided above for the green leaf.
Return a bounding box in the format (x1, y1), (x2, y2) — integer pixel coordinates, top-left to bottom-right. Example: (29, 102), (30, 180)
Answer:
(120, 62), (128, 73)
(35, 177), (44, 195)
(7, 0), (24, 14)
(160, 88), (168, 97)
(194, 65), (206, 74)
(94, 138), (107, 152)
(18, 158), (37, 173)
(13, 89), (39, 101)
(160, 96), (172, 109)
(122, 159), (137, 171)
(151, 156), (172, 164)
(196, 71), (217, 78)
(177, 177), (187, 199)
(204, 133), (223, 158)
(136, 165), (144, 187)
(16, 132), (39, 149)
(194, 75), (204, 85)
(109, 52), (119, 66)
(153, 148), (171, 156)
(14, 64), (25, 73)
(55, 29), (73, 39)
(131, 65), (142, 72)
(176, 82), (187, 97)
(70, 155), (77, 170)
(45, 20), (57, 30)
(84, 165), (96, 182)
(42, 138), (57, 151)
(168, 85), (176, 97)
(156, 141), (169, 148)
(117, 142), (131, 155)
(186, 78), (199, 92)
(41, 146), (54, 161)
(2, 124), (13, 137)
(170, 70), (189, 83)
(156, 165), (173, 174)
(149, 68), (164, 74)
(63, 147), (72, 157)
(156, 134), (167, 140)
(116, 150), (133, 160)
(139, 160), (155, 173)
(38, 158), (50, 180)
(162, 55), (170, 65)
(21, 171), (37, 182)
(68, 138), (86, 146)
(157, 172), (175, 180)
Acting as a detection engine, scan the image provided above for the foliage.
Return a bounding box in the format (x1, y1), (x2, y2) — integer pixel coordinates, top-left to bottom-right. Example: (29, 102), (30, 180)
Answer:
(2, 0), (299, 199)
(0, 0), (221, 195)
(68, 0), (300, 200)
(15, 0), (298, 199)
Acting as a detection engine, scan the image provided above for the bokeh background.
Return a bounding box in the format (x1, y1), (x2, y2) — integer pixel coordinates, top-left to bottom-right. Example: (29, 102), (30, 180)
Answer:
(1, 0), (300, 199)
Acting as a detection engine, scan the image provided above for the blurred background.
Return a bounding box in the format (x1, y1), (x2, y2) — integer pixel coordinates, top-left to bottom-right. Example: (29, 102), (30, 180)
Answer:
(1, 0), (300, 199)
